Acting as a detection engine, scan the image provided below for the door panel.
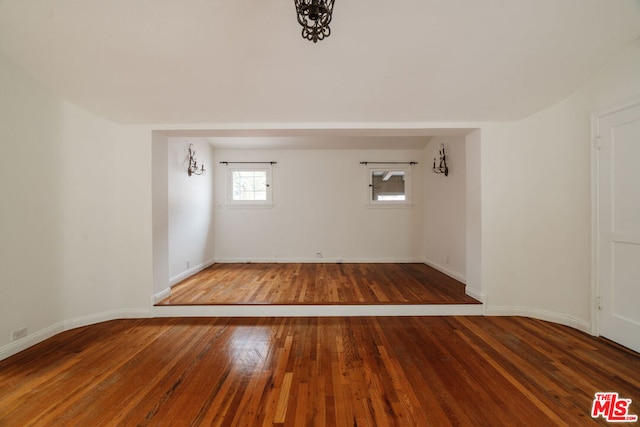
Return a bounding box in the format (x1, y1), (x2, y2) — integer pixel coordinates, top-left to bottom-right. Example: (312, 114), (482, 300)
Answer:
(597, 100), (640, 353)
(612, 242), (640, 324)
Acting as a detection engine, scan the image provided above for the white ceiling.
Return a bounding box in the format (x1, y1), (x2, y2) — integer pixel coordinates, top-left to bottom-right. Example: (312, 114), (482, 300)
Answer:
(1, 0), (639, 125)
(161, 127), (475, 149)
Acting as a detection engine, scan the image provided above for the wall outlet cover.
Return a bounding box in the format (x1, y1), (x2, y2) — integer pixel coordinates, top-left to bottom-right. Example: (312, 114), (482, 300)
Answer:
(11, 327), (28, 341)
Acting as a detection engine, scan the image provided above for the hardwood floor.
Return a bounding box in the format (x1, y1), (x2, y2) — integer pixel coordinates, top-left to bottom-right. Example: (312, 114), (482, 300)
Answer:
(157, 263), (480, 305)
(1, 316), (638, 426)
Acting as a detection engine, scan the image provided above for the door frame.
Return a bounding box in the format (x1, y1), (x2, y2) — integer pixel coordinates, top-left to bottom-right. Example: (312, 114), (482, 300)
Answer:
(590, 95), (640, 337)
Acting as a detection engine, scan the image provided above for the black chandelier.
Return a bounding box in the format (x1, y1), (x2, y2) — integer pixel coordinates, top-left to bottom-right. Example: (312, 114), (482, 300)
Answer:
(294, 0), (335, 43)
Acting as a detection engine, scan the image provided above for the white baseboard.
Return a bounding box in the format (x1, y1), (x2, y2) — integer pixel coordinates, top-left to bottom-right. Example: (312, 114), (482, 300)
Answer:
(169, 259), (215, 286)
(0, 321), (65, 362)
(153, 304), (484, 318)
(213, 257), (425, 264)
(423, 259), (466, 284)
(63, 309), (150, 331)
(484, 305), (592, 334)
(422, 259), (483, 302)
(0, 308), (151, 362)
(465, 286), (486, 303)
(153, 287), (171, 304)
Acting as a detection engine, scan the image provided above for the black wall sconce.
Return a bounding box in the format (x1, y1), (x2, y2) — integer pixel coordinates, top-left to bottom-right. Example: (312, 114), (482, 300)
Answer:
(187, 143), (205, 176)
(432, 143), (449, 176)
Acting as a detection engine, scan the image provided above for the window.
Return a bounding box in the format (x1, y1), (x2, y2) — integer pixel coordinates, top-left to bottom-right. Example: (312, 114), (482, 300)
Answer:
(232, 170), (267, 201)
(367, 166), (412, 206)
(227, 165), (272, 206)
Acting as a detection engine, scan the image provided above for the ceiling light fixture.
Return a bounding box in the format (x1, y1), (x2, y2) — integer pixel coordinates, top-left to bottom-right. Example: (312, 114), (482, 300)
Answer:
(294, 0), (335, 43)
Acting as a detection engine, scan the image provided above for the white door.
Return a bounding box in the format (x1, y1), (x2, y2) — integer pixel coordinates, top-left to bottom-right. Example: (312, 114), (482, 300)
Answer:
(596, 99), (640, 353)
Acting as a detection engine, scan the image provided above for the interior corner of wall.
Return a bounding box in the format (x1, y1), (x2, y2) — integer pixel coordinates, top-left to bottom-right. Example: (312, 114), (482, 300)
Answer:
(465, 286), (485, 303)
(153, 287), (171, 304)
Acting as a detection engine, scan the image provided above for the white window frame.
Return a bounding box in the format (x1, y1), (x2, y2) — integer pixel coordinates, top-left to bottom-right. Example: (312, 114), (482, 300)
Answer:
(366, 165), (412, 207)
(227, 165), (273, 207)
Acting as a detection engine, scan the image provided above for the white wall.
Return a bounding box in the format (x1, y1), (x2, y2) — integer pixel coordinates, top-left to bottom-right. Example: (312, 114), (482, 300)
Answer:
(213, 148), (425, 262)
(167, 138), (215, 284)
(465, 130), (482, 301)
(0, 53), (67, 353)
(481, 40), (640, 331)
(423, 137), (466, 282)
(0, 54), (151, 360)
(152, 132), (169, 299)
(58, 101), (120, 319)
(112, 125), (154, 313)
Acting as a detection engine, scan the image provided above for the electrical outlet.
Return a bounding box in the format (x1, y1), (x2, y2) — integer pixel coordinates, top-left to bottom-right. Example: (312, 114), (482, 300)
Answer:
(11, 327), (27, 341)
(186, 260), (191, 269)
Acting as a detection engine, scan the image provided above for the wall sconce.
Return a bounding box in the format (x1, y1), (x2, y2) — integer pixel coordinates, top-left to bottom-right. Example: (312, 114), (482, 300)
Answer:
(187, 143), (205, 176)
(432, 143), (449, 176)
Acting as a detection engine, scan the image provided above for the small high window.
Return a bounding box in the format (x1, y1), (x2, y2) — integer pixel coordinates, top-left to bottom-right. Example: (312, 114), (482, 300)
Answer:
(227, 165), (272, 206)
(367, 166), (412, 206)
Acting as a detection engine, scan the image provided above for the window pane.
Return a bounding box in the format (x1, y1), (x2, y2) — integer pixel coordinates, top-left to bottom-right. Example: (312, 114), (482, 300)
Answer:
(232, 170), (268, 201)
(377, 195), (406, 201)
(371, 171), (405, 201)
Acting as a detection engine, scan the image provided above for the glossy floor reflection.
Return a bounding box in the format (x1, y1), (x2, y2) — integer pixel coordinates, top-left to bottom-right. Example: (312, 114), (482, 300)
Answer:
(1, 316), (638, 425)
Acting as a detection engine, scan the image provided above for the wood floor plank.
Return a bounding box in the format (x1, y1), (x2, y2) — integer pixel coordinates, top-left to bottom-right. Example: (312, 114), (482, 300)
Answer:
(158, 263), (480, 306)
(1, 317), (638, 426)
